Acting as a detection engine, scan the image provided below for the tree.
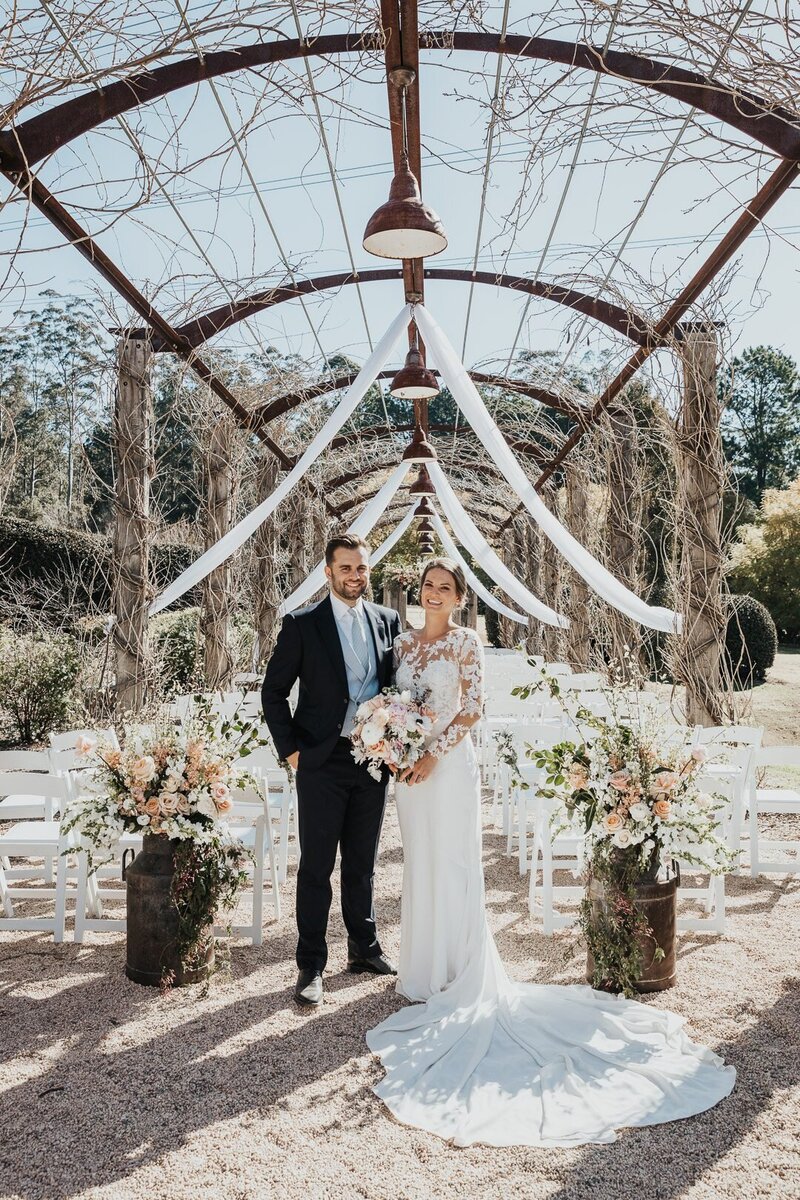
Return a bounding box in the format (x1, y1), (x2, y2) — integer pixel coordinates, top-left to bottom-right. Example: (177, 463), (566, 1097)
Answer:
(728, 476), (800, 641)
(719, 346), (800, 504)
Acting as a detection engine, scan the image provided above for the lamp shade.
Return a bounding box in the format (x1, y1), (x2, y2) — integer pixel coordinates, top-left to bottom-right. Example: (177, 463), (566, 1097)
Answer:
(409, 464), (436, 495)
(363, 153), (448, 260)
(390, 343), (439, 400)
(416, 517), (434, 534)
(413, 495), (435, 516)
(401, 426), (438, 463)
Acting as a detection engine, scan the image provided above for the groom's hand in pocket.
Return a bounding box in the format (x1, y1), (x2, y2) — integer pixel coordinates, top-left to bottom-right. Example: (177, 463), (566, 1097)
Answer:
(286, 751), (300, 770)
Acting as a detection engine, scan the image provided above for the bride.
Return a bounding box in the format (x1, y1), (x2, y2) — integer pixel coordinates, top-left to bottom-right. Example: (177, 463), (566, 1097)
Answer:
(366, 557), (735, 1147)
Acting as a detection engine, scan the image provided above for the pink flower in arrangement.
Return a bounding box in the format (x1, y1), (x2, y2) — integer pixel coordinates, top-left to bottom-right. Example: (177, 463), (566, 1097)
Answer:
(653, 798), (672, 819)
(144, 796), (161, 817)
(105, 749), (122, 770)
(177, 796), (191, 815)
(130, 755), (156, 783)
(652, 771), (679, 793)
(602, 811), (624, 833)
(691, 746), (708, 764)
(567, 762), (590, 789)
(210, 782), (230, 803)
(609, 770), (631, 791)
(215, 795), (233, 814)
(75, 735), (96, 757)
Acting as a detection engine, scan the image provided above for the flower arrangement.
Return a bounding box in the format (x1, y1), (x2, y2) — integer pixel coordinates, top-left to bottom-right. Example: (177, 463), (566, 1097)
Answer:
(518, 665), (736, 995)
(351, 687), (433, 781)
(64, 700), (266, 978)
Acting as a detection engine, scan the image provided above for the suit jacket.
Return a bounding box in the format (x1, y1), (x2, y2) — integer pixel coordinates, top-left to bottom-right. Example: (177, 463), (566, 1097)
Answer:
(261, 594), (403, 772)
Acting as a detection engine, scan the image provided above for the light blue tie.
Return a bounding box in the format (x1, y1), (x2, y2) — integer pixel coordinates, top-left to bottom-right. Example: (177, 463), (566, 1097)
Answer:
(349, 609), (370, 681)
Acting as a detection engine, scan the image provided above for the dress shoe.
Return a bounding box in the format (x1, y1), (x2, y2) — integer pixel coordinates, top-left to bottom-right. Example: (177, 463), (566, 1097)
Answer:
(294, 968), (324, 1006)
(347, 952), (397, 976)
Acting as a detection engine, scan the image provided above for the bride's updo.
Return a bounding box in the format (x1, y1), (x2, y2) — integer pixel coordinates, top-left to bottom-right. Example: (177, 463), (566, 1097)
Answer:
(420, 557), (468, 604)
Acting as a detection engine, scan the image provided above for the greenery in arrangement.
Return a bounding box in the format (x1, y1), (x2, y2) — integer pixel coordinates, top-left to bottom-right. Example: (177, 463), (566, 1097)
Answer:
(724, 594), (778, 687)
(729, 477), (800, 643)
(63, 700), (265, 979)
(515, 668), (735, 996)
(0, 627), (80, 742)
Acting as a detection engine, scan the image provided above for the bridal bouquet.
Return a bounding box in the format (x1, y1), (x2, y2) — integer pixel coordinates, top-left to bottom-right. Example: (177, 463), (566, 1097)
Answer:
(351, 687), (433, 781)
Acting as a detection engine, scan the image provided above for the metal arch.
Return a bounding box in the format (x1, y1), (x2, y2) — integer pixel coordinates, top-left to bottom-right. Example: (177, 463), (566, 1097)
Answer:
(256, 370), (585, 426)
(139, 268), (656, 352)
(312, 422), (553, 466)
(336, 481), (514, 524)
(3, 32), (799, 170)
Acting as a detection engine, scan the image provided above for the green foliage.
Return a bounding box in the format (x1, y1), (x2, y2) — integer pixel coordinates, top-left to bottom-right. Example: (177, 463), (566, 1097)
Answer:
(0, 628), (80, 743)
(152, 608), (201, 695)
(728, 478), (800, 642)
(724, 593), (778, 688)
(720, 346), (800, 505)
(170, 836), (252, 981)
(484, 602), (501, 647)
(0, 515), (199, 618)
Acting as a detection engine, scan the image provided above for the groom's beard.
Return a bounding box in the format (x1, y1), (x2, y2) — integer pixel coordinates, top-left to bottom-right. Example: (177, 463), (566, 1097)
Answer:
(330, 577), (368, 604)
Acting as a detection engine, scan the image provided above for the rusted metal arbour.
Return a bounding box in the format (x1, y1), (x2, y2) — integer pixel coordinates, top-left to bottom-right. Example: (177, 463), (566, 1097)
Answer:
(1, 12), (798, 513)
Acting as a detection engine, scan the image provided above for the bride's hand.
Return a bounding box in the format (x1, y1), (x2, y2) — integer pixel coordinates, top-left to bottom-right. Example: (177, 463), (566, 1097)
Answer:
(399, 752), (436, 785)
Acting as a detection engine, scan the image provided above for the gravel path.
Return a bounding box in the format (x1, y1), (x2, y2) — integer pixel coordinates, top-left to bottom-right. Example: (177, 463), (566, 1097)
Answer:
(2, 788), (799, 1200)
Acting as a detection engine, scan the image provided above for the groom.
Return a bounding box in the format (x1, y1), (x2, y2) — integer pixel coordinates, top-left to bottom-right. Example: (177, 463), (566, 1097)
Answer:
(261, 533), (403, 1007)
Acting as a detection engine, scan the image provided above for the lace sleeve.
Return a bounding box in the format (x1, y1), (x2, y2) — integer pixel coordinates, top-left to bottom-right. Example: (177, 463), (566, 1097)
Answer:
(427, 631), (485, 760)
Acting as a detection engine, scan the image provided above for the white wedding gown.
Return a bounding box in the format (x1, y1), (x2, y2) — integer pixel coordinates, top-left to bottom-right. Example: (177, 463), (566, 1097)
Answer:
(366, 627), (735, 1147)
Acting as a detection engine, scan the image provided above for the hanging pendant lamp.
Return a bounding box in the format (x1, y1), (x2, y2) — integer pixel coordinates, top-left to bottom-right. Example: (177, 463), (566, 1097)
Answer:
(390, 327), (439, 400)
(413, 495), (435, 517)
(409, 463), (436, 495)
(419, 534), (436, 555)
(362, 69), (447, 260)
(401, 425), (437, 463)
(416, 517), (434, 534)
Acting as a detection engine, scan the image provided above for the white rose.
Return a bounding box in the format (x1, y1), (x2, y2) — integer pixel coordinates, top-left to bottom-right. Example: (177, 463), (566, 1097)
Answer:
(696, 791), (714, 809)
(360, 722), (383, 748)
(399, 690), (412, 704)
(629, 802), (650, 822)
(613, 828), (633, 848)
(372, 708), (390, 728)
(196, 794), (217, 820)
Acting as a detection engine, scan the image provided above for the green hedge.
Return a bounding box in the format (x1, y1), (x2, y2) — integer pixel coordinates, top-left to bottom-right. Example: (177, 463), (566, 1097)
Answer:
(725, 593), (778, 688)
(0, 516), (199, 615)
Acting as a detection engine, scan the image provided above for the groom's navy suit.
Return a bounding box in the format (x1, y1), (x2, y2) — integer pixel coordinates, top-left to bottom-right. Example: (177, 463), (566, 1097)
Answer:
(262, 594), (402, 971)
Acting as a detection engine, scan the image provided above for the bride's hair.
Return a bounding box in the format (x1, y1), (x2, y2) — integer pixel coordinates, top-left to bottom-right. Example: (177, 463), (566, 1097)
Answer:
(420, 557), (468, 604)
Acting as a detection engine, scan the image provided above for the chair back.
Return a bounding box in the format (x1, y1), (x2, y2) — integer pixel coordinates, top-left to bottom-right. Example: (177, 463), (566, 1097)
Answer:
(755, 745), (800, 770)
(0, 749), (52, 773)
(694, 724), (764, 748)
(49, 728), (119, 772)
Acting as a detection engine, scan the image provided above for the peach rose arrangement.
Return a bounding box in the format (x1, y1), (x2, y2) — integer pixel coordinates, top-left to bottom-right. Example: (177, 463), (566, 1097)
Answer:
(534, 732), (734, 879)
(63, 701), (267, 977)
(65, 706), (261, 855)
(351, 687), (433, 782)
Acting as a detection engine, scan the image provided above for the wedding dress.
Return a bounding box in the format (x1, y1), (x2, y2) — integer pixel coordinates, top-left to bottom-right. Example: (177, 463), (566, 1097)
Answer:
(366, 626), (735, 1147)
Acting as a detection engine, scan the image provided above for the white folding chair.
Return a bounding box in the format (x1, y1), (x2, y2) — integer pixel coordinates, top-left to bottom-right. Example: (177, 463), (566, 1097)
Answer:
(675, 746), (753, 933)
(527, 793), (584, 933)
(749, 746), (800, 876)
(244, 745), (296, 884)
(0, 750), (57, 822)
(49, 727), (119, 774)
(694, 726), (763, 864)
(0, 774), (75, 941)
(73, 831), (142, 941)
(214, 784), (281, 943)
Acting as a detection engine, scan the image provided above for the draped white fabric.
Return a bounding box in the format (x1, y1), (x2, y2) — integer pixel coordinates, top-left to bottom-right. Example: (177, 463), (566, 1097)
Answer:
(149, 304), (412, 616)
(414, 304), (681, 634)
(278, 462), (412, 616)
(371, 506), (417, 567)
(428, 462), (568, 628)
(429, 510), (528, 626)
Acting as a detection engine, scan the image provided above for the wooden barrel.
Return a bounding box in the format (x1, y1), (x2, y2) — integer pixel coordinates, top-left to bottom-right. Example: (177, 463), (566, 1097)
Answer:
(125, 834), (214, 987)
(586, 873), (677, 993)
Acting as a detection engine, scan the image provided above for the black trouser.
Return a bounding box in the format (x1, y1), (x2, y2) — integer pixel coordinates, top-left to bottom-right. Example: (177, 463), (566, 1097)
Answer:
(295, 739), (387, 971)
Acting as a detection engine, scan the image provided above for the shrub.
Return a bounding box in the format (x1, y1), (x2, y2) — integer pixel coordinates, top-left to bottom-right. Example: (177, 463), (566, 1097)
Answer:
(152, 608), (202, 696)
(0, 629), (80, 743)
(728, 478), (800, 641)
(724, 593), (778, 688)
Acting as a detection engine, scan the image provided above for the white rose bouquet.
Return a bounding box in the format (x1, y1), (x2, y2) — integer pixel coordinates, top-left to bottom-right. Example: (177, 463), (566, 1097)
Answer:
(350, 687), (433, 782)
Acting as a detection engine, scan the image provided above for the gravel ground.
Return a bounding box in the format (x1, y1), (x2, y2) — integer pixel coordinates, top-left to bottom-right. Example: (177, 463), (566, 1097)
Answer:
(2, 787), (799, 1200)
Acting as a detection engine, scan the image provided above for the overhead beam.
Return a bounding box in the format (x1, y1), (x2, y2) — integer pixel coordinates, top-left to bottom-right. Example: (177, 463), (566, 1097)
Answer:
(138, 268), (654, 351)
(3, 33), (799, 171)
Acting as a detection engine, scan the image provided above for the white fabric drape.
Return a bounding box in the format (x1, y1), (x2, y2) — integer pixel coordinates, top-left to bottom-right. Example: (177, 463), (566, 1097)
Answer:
(371, 506), (416, 567)
(429, 510), (528, 626)
(414, 304), (681, 634)
(428, 462), (568, 628)
(278, 462), (412, 616)
(149, 304), (412, 616)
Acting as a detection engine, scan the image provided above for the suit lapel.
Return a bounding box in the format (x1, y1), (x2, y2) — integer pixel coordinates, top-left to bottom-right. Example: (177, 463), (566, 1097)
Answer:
(315, 595), (348, 687)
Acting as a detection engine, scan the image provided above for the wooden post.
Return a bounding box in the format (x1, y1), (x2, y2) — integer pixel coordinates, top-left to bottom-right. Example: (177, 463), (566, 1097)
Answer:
(605, 403), (644, 668)
(201, 413), (237, 690)
(565, 465), (591, 669)
(676, 323), (726, 726)
(524, 520), (542, 657)
(464, 588), (478, 631)
(541, 485), (562, 662)
(113, 332), (154, 713)
(253, 451), (281, 668)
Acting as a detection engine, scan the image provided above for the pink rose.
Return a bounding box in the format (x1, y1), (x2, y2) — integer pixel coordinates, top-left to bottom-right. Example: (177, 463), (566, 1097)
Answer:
(609, 770), (631, 791)
(602, 811), (624, 833)
(653, 798), (672, 819)
(75, 735), (95, 757)
(653, 771), (678, 793)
